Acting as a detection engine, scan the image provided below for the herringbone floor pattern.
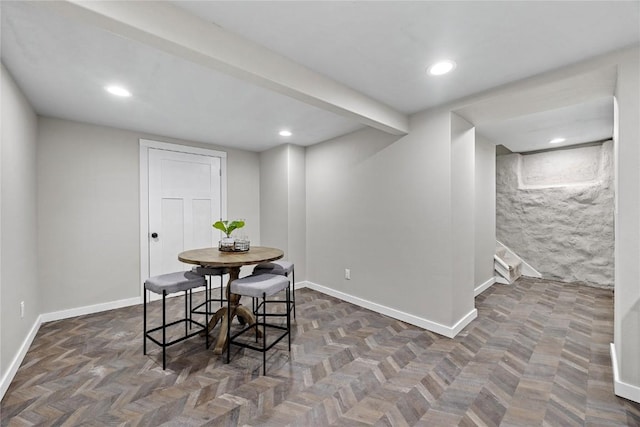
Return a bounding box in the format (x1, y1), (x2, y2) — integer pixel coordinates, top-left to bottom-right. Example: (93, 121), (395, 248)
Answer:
(2, 278), (639, 426)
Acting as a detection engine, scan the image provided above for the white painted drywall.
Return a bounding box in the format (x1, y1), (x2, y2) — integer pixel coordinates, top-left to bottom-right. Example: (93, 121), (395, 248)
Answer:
(287, 144), (306, 280)
(474, 135), (496, 289)
(259, 144), (306, 279)
(225, 147), (261, 246)
(37, 118), (139, 312)
(259, 145), (289, 255)
(496, 142), (614, 286)
(36, 117), (260, 313)
(306, 115), (460, 327)
(613, 47), (640, 391)
(1, 65), (39, 378)
(451, 113), (476, 321)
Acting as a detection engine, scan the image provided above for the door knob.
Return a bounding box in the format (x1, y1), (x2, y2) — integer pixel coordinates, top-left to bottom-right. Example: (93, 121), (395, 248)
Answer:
(151, 232), (158, 238)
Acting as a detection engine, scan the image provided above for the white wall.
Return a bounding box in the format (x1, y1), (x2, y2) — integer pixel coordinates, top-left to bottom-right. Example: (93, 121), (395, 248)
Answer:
(613, 47), (640, 393)
(287, 145), (306, 280)
(450, 114), (476, 321)
(474, 135), (496, 290)
(306, 115), (468, 331)
(226, 147), (261, 246)
(0, 65), (39, 381)
(259, 144), (306, 280)
(259, 145), (289, 254)
(37, 118), (139, 312)
(37, 117), (260, 313)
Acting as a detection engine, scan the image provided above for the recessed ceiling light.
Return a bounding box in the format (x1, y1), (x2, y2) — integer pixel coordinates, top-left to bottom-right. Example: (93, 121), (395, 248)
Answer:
(105, 85), (131, 97)
(428, 60), (456, 76)
(279, 130), (292, 137)
(549, 137), (566, 144)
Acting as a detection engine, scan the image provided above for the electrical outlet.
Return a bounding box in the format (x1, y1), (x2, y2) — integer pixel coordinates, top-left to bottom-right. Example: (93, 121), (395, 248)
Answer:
(345, 269), (351, 280)
(20, 301), (25, 318)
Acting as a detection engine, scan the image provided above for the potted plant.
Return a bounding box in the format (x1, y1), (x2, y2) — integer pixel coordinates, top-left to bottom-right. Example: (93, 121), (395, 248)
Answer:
(213, 220), (246, 251)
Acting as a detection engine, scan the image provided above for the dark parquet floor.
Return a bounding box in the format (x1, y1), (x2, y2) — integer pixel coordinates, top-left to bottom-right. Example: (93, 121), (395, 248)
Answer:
(2, 278), (640, 426)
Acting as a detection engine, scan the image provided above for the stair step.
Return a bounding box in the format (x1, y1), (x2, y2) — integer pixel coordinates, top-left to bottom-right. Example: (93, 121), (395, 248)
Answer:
(494, 250), (522, 284)
(494, 265), (521, 283)
(502, 253), (522, 270)
(494, 262), (510, 278)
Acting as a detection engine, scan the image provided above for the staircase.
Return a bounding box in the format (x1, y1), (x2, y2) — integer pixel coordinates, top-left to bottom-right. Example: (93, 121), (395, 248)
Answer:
(494, 245), (522, 284)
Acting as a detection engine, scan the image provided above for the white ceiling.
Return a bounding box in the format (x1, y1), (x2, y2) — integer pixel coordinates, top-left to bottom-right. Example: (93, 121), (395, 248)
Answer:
(477, 97), (615, 153)
(2, 1), (639, 152)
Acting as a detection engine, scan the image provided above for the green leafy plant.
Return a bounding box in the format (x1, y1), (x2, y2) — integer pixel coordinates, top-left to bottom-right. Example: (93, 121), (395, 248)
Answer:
(213, 220), (245, 237)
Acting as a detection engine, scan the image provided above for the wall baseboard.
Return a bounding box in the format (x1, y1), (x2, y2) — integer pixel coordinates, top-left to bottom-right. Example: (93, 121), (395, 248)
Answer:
(474, 277), (496, 297)
(302, 281), (477, 338)
(40, 297), (141, 323)
(610, 343), (640, 404)
(1, 315), (42, 401)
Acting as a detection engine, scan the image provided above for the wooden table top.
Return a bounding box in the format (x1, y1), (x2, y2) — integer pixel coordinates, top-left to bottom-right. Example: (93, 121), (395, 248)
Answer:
(178, 246), (284, 268)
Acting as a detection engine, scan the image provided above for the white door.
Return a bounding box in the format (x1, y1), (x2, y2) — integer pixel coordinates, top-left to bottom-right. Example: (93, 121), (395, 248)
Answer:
(148, 148), (222, 277)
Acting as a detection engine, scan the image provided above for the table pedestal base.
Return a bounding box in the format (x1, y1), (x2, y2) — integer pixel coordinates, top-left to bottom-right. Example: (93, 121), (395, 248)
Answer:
(204, 266), (259, 355)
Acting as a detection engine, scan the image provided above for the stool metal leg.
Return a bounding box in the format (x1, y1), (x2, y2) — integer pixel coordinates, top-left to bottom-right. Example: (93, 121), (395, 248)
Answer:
(291, 269), (296, 319)
(255, 301), (259, 343)
(162, 290), (167, 370)
(143, 288), (147, 355)
(205, 290), (209, 349)
(262, 291), (267, 376)
(287, 284), (291, 350)
(184, 290), (188, 335)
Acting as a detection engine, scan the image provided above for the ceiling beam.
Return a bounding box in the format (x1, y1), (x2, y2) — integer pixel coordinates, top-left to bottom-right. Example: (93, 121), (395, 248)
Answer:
(48, 1), (409, 136)
(453, 62), (618, 126)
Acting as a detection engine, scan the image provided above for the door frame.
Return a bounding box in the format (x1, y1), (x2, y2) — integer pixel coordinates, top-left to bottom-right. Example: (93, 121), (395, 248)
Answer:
(139, 139), (227, 297)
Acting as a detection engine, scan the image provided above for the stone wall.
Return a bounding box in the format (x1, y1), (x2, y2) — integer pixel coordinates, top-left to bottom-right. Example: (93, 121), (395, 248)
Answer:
(496, 141), (614, 287)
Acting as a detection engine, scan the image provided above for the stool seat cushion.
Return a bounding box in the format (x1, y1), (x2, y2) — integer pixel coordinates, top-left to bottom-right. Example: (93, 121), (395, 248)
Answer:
(145, 271), (206, 295)
(231, 274), (289, 299)
(253, 260), (294, 276)
(192, 266), (228, 276)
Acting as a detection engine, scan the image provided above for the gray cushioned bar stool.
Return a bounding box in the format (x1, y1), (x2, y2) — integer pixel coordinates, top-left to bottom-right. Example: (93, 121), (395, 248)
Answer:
(190, 266), (228, 319)
(144, 271), (207, 369)
(226, 273), (291, 375)
(252, 260), (295, 318)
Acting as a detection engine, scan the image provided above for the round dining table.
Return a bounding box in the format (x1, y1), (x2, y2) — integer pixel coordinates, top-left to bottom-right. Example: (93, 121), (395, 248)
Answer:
(178, 246), (284, 354)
